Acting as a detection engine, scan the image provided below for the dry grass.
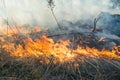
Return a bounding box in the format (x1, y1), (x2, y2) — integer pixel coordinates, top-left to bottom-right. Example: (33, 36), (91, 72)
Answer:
(0, 26), (120, 80)
(0, 49), (120, 80)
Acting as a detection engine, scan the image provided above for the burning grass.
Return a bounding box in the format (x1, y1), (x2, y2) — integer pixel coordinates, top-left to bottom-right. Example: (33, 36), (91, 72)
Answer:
(0, 27), (120, 80)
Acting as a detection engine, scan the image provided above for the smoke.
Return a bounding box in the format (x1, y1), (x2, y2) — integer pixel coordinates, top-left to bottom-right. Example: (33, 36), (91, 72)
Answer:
(0, 0), (119, 28)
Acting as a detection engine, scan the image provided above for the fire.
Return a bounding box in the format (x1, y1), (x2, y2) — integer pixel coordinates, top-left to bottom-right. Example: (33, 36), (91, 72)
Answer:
(8, 35), (76, 63)
(0, 26), (120, 64)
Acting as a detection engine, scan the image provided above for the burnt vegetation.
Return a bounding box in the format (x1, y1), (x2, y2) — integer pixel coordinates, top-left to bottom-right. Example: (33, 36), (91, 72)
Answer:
(0, 24), (120, 80)
(0, 0), (120, 80)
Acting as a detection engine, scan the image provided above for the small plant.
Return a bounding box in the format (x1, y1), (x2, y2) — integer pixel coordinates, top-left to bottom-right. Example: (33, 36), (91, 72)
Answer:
(47, 0), (63, 30)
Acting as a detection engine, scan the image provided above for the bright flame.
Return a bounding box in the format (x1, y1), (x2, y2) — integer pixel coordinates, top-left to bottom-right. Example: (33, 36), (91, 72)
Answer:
(0, 27), (120, 63)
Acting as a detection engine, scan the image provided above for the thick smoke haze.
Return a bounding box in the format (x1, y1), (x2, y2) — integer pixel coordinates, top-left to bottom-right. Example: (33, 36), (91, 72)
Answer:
(0, 0), (119, 28)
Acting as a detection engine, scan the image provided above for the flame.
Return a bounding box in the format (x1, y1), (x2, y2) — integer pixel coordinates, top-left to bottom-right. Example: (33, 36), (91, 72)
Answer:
(0, 27), (120, 64)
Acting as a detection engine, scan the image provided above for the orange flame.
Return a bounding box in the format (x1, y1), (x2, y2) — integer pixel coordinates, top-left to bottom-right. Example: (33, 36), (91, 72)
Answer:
(0, 27), (120, 63)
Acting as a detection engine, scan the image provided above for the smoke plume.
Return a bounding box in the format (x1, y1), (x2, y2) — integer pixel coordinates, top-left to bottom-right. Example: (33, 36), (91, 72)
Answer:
(0, 0), (119, 28)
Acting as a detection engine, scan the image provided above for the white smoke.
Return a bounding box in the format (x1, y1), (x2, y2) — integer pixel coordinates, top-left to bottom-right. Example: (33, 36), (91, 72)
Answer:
(0, 0), (118, 28)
